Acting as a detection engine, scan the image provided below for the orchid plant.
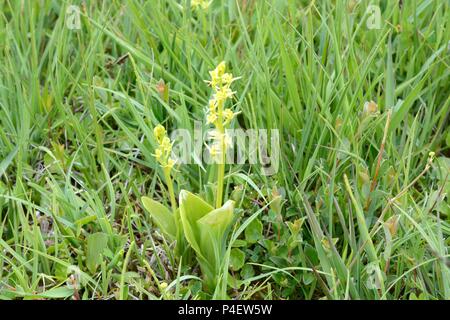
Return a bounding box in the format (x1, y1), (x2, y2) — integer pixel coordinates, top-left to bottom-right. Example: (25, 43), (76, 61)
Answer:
(142, 61), (238, 293)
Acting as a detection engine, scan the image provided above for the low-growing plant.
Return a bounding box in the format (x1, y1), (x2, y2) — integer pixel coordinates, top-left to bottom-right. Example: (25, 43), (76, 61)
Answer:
(179, 190), (234, 291)
(142, 61), (239, 294)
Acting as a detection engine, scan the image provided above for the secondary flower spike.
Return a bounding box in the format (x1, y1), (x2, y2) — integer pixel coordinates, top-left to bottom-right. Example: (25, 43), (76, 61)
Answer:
(153, 124), (175, 171)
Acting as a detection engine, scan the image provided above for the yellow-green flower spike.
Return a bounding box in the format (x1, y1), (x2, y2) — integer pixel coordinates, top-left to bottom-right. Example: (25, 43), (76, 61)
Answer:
(191, 0), (211, 10)
(205, 61), (239, 208)
(153, 124), (175, 171)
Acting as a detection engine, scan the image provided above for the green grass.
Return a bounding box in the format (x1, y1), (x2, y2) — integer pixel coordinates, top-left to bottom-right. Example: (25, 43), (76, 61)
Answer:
(0, 0), (449, 300)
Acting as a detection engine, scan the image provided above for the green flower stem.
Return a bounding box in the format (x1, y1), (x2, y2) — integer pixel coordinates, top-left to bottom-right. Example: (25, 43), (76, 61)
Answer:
(216, 102), (225, 209)
(216, 153), (225, 208)
(164, 167), (177, 211)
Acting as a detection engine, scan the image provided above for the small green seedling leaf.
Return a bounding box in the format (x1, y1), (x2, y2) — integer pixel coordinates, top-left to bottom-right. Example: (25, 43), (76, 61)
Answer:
(230, 248), (245, 271)
(232, 239), (247, 248)
(240, 264), (255, 278)
(245, 218), (263, 244)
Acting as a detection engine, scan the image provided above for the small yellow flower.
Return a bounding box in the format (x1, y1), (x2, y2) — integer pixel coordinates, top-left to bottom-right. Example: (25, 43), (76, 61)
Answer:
(222, 73), (234, 87)
(223, 108), (235, 124)
(207, 113), (218, 124)
(209, 99), (217, 112)
(154, 148), (163, 160)
(161, 137), (172, 151)
(209, 72), (220, 88)
(165, 158), (176, 169)
(216, 61), (226, 76)
(215, 87), (233, 102)
(209, 61), (229, 88)
(153, 124), (166, 143)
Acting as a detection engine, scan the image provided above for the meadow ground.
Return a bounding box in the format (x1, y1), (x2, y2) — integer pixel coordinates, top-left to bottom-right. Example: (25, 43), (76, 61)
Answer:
(0, 0), (449, 300)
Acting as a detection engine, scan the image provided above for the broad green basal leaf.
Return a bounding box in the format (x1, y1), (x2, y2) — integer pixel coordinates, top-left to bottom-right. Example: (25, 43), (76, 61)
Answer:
(197, 200), (235, 266)
(179, 190), (235, 291)
(142, 196), (176, 240)
(179, 190), (214, 255)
